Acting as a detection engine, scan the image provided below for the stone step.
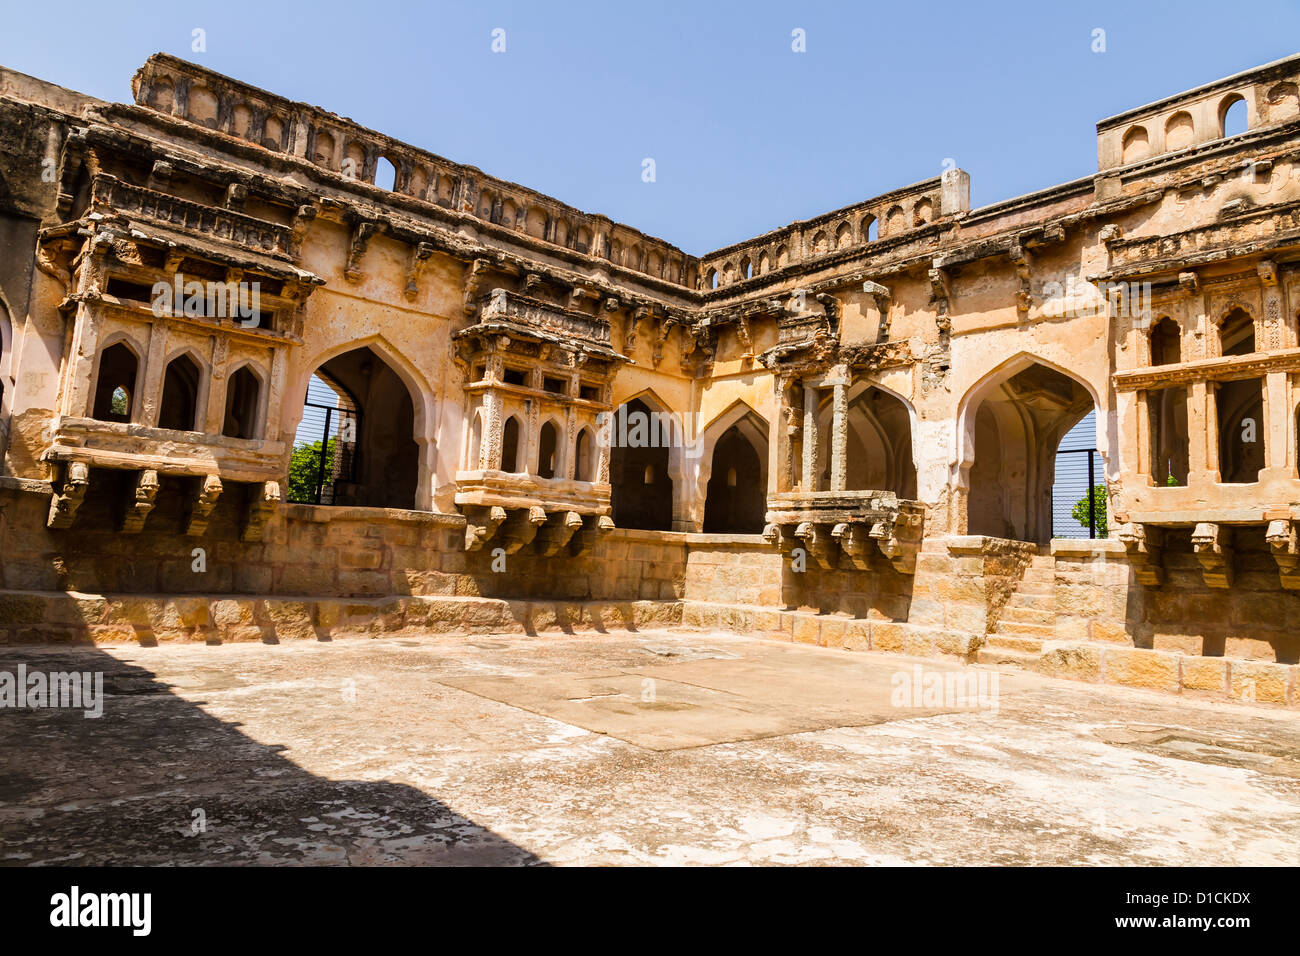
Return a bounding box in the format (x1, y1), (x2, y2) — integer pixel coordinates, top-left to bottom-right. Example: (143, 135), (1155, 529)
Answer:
(1029, 555), (1056, 569)
(1001, 605), (1055, 626)
(975, 647), (1042, 669)
(991, 619), (1055, 639)
(1005, 583), (1054, 601)
(986, 633), (1044, 652)
(1020, 568), (1056, 584)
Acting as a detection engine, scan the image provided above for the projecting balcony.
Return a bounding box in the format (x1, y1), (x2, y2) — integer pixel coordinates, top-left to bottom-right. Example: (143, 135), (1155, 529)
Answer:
(764, 489), (925, 574)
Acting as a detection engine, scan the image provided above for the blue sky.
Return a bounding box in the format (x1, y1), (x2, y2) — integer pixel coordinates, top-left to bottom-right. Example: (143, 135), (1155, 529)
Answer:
(3, 1), (1298, 254)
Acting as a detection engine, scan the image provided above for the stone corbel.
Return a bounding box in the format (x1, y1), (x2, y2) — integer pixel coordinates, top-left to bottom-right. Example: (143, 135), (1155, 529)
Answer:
(1266, 519), (1300, 589)
(1258, 259), (1278, 286)
(567, 285), (594, 311)
(862, 280), (892, 341)
(815, 292), (841, 334)
(403, 241), (434, 301)
(1099, 224), (1123, 245)
(164, 247), (186, 275)
(463, 258), (491, 315)
(870, 508), (924, 574)
(735, 315), (754, 360)
(651, 321), (673, 369)
(241, 480), (280, 542)
(225, 183), (247, 210)
(523, 272), (544, 296)
(535, 511), (584, 556)
(570, 514), (615, 555)
(832, 523), (875, 570)
(1178, 270), (1200, 295)
(288, 204), (317, 257)
(147, 160), (173, 191)
(464, 504), (507, 551)
(1009, 240), (1032, 315)
(184, 474), (223, 537)
(47, 461), (90, 530)
(344, 221), (378, 282)
(1117, 522), (1164, 586)
(119, 469), (160, 534)
(928, 263), (950, 306)
(1191, 522), (1233, 588)
(795, 521), (838, 570)
(499, 506), (548, 554)
(763, 523), (798, 553)
(626, 306), (650, 356)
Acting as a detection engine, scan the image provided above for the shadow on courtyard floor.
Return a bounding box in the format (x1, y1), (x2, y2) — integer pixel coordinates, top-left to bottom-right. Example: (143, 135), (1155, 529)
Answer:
(0, 646), (544, 866)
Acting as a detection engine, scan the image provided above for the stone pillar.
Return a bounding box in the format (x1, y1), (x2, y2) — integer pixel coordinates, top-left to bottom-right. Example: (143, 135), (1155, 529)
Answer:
(138, 322), (170, 427)
(1264, 370), (1288, 477)
(1205, 381), (1221, 481)
(801, 383), (820, 491)
(483, 391), (504, 469)
(830, 380), (848, 492)
(264, 347), (288, 442)
(1188, 380), (1210, 483)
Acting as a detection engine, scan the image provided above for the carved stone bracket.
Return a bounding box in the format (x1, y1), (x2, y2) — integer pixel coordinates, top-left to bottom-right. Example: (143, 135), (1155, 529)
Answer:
(1178, 270), (1200, 295)
(499, 506), (548, 554)
(47, 461), (90, 529)
(570, 514), (614, 555)
(861, 280), (891, 340)
(344, 221), (378, 282)
(463, 258), (491, 315)
(119, 469), (160, 534)
(795, 521), (839, 569)
(403, 241), (434, 301)
(1118, 522), (1164, 586)
(1009, 240), (1032, 314)
(464, 504), (507, 551)
(241, 480), (280, 543)
(832, 522), (875, 570)
(1266, 519), (1300, 589)
(536, 510), (584, 556)
(1191, 522), (1234, 588)
(185, 474), (223, 537)
(288, 204), (317, 257)
(870, 508), (925, 574)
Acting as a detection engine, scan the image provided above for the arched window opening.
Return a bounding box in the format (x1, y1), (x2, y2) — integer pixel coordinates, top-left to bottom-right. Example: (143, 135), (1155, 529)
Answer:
(467, 411), (484, 470)
(222, 366), (261, 439)
(374, 155), (397, 190)
(501, 416), (521, 473)
(158, 353), (202, 432)
(1220, 308), (1255, 356)
(1221, 95), (1248, 138)
(703, 419), (767, 534)
(1149, 317), (1181, 365)
(574, 428), (594, 482)
(610, 397), (673, 530)
(289, 347), (418, 508)
(966, 363), (1094, 544)
(816, 386), (917, 498)
(537, 420), (560, 478)
(91, 343), (138, 423)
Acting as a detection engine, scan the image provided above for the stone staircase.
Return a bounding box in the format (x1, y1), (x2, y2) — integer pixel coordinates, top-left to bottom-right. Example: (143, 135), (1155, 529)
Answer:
(976, 552), (1055, 669)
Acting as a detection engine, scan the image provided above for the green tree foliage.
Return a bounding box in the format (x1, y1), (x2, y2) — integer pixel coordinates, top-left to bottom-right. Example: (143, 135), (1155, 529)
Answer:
(1071, 483), (1108, 537)
(288, 438), (333, 503)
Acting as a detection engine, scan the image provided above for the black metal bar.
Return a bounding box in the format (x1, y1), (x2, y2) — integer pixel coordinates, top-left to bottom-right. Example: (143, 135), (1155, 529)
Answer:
(1087, 450), (1096, 539)
(316, 407), (332, 505)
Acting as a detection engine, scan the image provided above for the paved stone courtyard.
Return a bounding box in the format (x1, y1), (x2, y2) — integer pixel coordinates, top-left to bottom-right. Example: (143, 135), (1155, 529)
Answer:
(2, 632), (1298, 866)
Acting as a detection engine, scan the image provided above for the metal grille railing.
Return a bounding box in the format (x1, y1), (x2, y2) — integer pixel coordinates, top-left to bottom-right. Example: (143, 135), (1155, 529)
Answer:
(288, 376), (359, 505)
(1053, 447), (1105, 539)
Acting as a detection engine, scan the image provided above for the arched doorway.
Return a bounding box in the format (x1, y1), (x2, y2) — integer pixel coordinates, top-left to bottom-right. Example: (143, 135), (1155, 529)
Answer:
(290, 346), (419, 508)
(963, 360), (1095, 544)
(609, 396), (674, 530)
(701, 404), (769, 534)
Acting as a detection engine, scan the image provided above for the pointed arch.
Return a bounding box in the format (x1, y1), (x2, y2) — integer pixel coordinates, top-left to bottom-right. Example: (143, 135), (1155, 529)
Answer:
(158, 348), (206, 432)
(222, 362), (266, 439)
(696, 400), (770, 534)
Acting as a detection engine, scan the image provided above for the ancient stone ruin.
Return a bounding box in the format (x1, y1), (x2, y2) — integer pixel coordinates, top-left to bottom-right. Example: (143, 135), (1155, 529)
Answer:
(2, 52), (1299, 707)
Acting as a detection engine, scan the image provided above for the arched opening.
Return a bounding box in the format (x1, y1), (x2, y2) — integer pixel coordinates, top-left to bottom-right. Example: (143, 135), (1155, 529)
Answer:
(1221, 94), (1248, 138)
(374, 155), (397, 190)
(1121, 125), (1150, 164)
(1220, 307), (1255, 355)
(1149, 316), (1181, 365)
(158, 353), (202, 432)
(91, 342), (138, 423)
(501, 416), (521, 473)
(222, 365), (262, 439)
(610, 397), (673, 530)
(816, 386), (917, 497)
(1217, 378), (1264, 483)
(290, 347), (418, 508)
(702, 422), (766, 533)
(864, 216), (878, 241)
(467, 411), (484, 470)
(1164, 110), (1195, 151)
(537, 419), (560, 478)
(1147, 387), (1189, 485)
(574, 427), (594, 482)
(964, 361), (1094, 544)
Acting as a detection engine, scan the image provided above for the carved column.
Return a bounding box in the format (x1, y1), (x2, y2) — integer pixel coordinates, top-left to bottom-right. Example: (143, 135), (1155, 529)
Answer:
(801, 383), (820, 492)
(829, 379), (848, 492)
(482, 391), (504, 469)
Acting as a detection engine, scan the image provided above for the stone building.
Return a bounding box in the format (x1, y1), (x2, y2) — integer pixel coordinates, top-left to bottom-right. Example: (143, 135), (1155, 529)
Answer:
(1, 52), (1299, 706)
